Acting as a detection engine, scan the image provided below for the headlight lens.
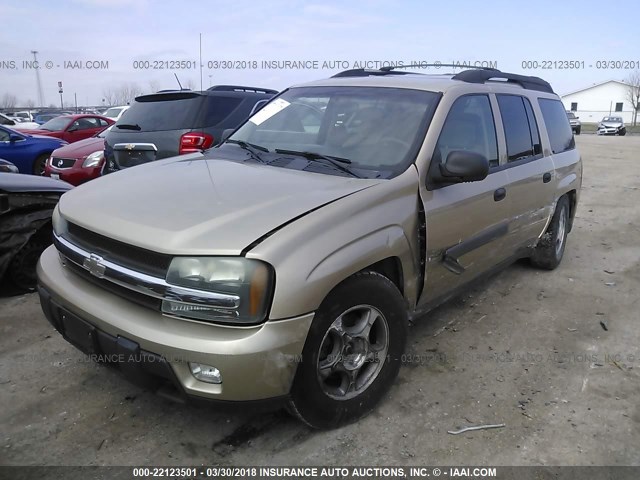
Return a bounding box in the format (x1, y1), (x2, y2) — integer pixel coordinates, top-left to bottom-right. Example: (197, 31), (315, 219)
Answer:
(82, 150), (104, 168)
(162, 257), (274, 324)
(51, 206), (67, 236)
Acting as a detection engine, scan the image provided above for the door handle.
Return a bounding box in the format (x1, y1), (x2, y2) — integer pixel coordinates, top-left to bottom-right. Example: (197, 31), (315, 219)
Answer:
(543, 172), (552, 183)
(494, 188), (506, 202)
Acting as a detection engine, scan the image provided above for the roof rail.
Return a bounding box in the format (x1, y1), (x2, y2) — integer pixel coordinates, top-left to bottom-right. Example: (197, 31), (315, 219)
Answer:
(379, 63), (498, 72)
(451, 70), (554, 93)
(332, 68), (421, 78)
(207, 85), (278, 94)
(330, 64), (555, 94)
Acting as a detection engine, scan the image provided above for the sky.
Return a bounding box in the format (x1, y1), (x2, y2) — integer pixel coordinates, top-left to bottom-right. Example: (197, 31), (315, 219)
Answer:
(0, 0), (638, 107)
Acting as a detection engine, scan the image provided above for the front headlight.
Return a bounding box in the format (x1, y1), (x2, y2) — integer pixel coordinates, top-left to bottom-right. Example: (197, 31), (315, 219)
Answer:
(161, 257), (274, 324)
(82, 150), (104, 168)
(51, 206), (67, 236)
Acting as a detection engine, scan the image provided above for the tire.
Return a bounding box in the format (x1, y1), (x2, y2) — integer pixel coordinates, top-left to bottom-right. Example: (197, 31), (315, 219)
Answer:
(7, 236), (51, 291)
(575, 127), (581, 135)
(288, 271), (408, 429)
(32, 153), (49, 175)
(530, 195), (570, 270)
(619, 128), (626, 136)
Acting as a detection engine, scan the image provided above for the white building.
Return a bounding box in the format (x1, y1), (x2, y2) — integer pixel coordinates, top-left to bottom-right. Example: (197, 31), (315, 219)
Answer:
(561, 80), (637, 124)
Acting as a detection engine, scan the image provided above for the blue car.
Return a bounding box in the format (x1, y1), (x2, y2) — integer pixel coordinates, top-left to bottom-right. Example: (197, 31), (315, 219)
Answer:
(0, 125), (67, 175)
(34, 113), (62, 125)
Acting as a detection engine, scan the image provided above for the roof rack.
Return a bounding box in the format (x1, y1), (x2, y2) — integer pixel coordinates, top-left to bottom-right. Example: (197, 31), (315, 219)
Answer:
(330, 64), (554, 94)
(207, 85), (278, 94)
(451, 70), (554, 93)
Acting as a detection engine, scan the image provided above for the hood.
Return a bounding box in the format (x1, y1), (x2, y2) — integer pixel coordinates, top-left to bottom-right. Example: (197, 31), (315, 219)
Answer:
(0, 172), (73, 193)
(52, 136), (103, 158)
(58, 156), (381, 255)
(18, 129), (58, 137)
(599, 121), (622, 127)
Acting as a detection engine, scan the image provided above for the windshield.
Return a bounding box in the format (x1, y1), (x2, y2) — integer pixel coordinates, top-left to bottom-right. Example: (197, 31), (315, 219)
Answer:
(566, 112), (576, 119)
(603, 117), (622, 122)
(40, 116), (71, 131)
(103, 107), (123, 118)
(227, 86), (438, 177)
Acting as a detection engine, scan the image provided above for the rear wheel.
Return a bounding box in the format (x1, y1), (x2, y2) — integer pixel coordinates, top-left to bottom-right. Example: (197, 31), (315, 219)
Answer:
(575, 127), (581, 135)
(32, 153), (49, 175)
(530, 195), (570, 270)
(288, 271), (407, 429)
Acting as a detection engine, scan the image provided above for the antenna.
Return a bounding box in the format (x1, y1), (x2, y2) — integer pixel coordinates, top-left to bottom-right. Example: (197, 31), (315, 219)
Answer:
(174, 73), (184, 90)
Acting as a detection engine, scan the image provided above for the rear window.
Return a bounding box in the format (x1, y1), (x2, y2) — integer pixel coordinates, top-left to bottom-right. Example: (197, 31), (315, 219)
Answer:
(116, 93), (243, 132)
(538, 98), (575, 154)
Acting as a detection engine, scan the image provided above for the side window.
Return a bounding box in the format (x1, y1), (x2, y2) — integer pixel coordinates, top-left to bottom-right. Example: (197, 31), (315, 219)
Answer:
(538, 98), (575, 154)
(434, 95), (498, 168)
(99, 118), (110, 127)
(73, 118), (99, 130)
(497, 95), (537, 162)
(522, 97), (542, 156)
(0, 129), (10, 142)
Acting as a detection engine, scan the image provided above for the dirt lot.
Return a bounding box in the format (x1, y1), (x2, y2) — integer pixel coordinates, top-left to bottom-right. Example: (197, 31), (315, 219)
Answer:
(1, 135), (639, 468)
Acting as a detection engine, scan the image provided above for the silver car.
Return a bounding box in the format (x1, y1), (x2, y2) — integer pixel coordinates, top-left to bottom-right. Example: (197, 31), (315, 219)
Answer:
(597, 116), (626, 136)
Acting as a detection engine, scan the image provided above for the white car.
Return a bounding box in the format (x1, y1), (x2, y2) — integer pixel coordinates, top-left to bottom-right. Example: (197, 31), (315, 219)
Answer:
(102, 106), (130, 121)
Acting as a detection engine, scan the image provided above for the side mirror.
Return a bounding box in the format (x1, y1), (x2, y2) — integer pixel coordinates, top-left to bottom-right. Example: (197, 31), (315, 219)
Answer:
(221, 128), (235, 143)
(437, 151), (489, 183)
(9, 134), (22, 143)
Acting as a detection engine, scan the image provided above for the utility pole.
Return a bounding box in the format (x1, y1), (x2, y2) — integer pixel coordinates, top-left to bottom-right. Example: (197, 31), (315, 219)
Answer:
(31, 50), (44, 107)
(58, 81), (64, 109)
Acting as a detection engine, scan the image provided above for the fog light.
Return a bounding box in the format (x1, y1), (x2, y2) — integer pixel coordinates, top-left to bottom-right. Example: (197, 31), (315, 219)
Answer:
(189, 362), (222, 384)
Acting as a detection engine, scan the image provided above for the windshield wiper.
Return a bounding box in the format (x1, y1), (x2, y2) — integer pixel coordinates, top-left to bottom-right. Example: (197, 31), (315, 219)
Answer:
(226, 139), (269, 163)
(116, 123), (141, 130)
(274, 149), (361, 178)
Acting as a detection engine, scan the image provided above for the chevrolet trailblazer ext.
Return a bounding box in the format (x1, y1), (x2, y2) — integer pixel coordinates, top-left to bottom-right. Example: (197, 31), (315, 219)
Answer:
(37, 66), (581, 429)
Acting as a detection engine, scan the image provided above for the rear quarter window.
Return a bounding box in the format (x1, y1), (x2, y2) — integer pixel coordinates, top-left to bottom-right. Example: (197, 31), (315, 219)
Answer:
(538, 98), (575, 154)
(200, 96), (243, 127)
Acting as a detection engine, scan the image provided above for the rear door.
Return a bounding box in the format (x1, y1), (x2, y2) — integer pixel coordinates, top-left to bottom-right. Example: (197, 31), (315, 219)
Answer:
(419, 94), (512, 304)
(495, 94), (555, 249)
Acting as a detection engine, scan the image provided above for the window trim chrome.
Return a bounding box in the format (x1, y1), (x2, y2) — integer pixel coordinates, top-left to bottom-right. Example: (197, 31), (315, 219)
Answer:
(54, 233), (240, 309)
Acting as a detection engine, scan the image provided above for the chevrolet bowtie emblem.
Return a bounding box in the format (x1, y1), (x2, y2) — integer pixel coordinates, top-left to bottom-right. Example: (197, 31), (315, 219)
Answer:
(83, 253), (106, 278)
(125, 144), (135, 150)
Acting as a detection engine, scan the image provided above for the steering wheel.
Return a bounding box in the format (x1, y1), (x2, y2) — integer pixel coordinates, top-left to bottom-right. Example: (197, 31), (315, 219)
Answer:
(377, 137), (411, 150)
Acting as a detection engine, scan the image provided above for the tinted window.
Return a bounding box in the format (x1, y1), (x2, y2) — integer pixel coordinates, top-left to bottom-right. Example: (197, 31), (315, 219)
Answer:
(523, 97), (542, 156)
(72, 117), (100, 130)
(538, 98), (575, 154)
(118, 93), (204, 131)
(201, 96), (243, 127)
(0, 129), (10, 141)
(435, 95), (498, 168)
(497, 95), (535, 162)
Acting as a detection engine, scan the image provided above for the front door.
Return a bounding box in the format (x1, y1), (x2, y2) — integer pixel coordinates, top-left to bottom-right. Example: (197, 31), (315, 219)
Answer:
(418, 94), (513, 305)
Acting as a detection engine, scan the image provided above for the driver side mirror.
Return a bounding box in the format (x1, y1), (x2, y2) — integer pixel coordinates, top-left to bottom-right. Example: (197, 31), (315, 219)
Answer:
(436, 151), (489, 184)
(9, 134), (22, 143)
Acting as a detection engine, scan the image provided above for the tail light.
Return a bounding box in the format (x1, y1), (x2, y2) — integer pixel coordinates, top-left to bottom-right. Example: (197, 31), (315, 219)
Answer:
(179, 132), (214, 154)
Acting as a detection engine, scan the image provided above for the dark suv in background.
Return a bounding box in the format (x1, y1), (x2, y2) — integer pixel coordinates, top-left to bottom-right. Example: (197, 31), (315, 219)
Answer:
(103, 85), (277, 172)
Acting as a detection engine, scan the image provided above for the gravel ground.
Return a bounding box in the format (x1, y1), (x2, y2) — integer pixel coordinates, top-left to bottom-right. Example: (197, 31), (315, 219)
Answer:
(1, 135), (639, 469)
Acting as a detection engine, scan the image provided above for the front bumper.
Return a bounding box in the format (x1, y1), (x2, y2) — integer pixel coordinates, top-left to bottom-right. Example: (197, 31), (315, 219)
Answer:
(37, 245), (314, 402)
(597, 126), (622, 135)
(45, 164), (102, 186)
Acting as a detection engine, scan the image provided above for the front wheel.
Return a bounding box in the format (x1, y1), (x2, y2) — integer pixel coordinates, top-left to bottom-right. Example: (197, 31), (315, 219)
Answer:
(32, 153), (49, 175)
(575, 127), (581, 135)
(530, 195), (570, 270)
(619, 128), (626, 136)
(288, 271), (408, 429)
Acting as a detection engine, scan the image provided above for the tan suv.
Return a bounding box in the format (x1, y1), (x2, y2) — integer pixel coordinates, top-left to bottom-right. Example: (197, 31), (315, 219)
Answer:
(37, 66), (582, 429)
